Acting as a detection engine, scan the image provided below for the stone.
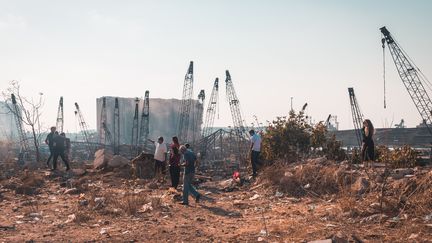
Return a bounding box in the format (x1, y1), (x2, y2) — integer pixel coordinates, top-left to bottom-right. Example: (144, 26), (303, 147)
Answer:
(64, 188), (79, 195)
(249, 194), (260, 200)
(72, 168), (86, 176)
(93, 149), (114, 170)
(308, 240), (332, 243)
(64, 214), (76, 224)
(107, 155), (129, 168)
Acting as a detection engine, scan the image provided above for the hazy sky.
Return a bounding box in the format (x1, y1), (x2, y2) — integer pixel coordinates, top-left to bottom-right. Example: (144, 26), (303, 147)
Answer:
(1, 0), (431, 133)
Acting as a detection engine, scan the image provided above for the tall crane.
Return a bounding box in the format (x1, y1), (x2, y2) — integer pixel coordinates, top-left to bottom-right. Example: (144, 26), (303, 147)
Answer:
(380, 26), (432, 134)
(56, 96), (64, 133)
(131, 98), (140, 155)
(139, 91), (150, 149)
(348, 88), (364, 147)
(225, 70), (246, 136)
(177, 61), (194, 142)
(11, 94), (30, 159)
(113, 98), (120, 155)
(202, 78), (219, 137)
(74, 102), (92, 155)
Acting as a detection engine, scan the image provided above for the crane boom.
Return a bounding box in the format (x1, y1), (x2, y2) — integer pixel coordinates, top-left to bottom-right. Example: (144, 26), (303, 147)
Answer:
(56, 97), (64, 133)
(381, 26), (432, 133)
(202, 78), (219, 137)
(11, 94), (30, 153)
(348, 88), (364, 147)
(177, 61), (194, 142)
(225, 70), (246, 136)
(139, 91), (150, 147)
(74, 102), (92, 155)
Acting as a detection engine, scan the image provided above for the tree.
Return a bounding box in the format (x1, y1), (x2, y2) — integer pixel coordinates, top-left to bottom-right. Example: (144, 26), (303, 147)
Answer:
(2, 80), (45, 162)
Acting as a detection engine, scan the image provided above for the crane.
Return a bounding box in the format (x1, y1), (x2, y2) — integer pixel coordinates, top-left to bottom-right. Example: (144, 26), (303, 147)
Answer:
(225, 70), (246, 136)
(380, 26), (432, 134)
(131, 98), (140, 156)
(177, 61), (194, 142)
(348, 88), (364, 147)
(11, 94), (30, 161)
(74, 102), (92, 155)
(202, 78), (219, 137)
(325, 114), (332, 128)
(113, 98), (120, 155)
(139, 91), (150, 150)
(56, 96), (64, 133)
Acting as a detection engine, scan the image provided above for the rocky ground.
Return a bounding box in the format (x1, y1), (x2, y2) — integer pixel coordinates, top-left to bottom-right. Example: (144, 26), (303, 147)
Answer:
(0, 157), (432, 242)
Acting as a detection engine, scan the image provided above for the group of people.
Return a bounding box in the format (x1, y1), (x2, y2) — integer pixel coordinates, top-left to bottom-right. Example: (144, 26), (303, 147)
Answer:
(45, 126), (71, 171)
(148, 136), (200, 206)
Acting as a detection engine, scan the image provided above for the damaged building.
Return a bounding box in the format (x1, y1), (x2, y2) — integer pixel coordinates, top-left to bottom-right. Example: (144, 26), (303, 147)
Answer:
(96, 96), (203, 145)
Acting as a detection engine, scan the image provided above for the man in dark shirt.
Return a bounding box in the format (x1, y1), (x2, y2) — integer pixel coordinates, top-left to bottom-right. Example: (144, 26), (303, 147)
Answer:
(180, 145), (200, 205)
(45, 126), (56, 168)
(52, 133), (71, 171)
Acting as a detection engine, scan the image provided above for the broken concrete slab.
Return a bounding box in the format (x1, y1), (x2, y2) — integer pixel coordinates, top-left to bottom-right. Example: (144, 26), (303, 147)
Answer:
(93, 149), (114, 170)
(107, 155), (129, 168)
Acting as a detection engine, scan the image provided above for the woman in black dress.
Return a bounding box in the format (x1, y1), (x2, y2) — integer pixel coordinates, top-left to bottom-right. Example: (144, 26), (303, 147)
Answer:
(361, 119), (375, 167)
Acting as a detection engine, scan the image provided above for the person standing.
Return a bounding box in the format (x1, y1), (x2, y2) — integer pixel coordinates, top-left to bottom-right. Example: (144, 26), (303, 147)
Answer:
(180, 145), (200, 205)
(148, 137), (167, 180)
(249, 129), (262, 177)
(169, 136), (181, 189)
(361, 119), (375, 167)
(61, 132), (71, 161)
(52, 133), (71, 171)
(45, 126), (56, 168)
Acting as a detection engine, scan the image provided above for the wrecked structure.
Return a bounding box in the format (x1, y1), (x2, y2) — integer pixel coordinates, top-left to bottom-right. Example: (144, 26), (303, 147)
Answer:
(96, 96), (203, 146)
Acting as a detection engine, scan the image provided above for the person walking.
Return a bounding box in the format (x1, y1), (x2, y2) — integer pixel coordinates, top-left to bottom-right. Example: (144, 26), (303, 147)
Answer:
(249, 129), (262, 177)
(45, 126), (56, 168)
(148, 137), (167, 180)
(361, 119), (375, 167)
(61, 132), (71, 161)
(169, 136), (181, 189)
(52, 132), (71, 171)
(180, 145), (200, 205)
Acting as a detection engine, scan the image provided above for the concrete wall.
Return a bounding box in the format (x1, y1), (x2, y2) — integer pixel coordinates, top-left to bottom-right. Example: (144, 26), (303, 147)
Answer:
(96, 96), (203, 145)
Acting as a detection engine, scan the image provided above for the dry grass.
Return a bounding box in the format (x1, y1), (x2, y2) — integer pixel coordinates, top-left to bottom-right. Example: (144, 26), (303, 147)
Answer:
(115, 193), (147, 216)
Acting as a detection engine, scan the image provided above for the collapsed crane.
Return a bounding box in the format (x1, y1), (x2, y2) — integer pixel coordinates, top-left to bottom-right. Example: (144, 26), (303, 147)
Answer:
(74, 102), (92, 155)
(348, 88), (364, 147)
(380, 26), (432, 135)
(139, 91), (150, 151)
(11, 94), (30, 162)
(177, 61), (194, 142)
(202, 78), (219, 137)
(56, 97), (64, 133)
(225, 70), (247, 136)
(113, 98), (120, 155)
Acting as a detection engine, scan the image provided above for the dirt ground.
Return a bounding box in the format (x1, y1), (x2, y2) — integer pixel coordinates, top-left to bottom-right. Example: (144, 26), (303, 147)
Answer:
(0, 159), (432, 242)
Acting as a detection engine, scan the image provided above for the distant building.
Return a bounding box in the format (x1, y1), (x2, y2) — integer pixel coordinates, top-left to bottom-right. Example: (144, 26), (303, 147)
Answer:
(96, 96), (203, 145)
(0, 101), (17, 141)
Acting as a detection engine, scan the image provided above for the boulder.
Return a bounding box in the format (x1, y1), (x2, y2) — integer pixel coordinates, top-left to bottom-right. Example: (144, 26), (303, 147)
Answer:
(93, 149), (114, 169)
(107, 155), (129, 168)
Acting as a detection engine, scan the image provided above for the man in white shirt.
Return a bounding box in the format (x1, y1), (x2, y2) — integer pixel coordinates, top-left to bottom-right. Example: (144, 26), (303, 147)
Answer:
(249, 129), (262, 177)
(148, 137), (167, 179)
